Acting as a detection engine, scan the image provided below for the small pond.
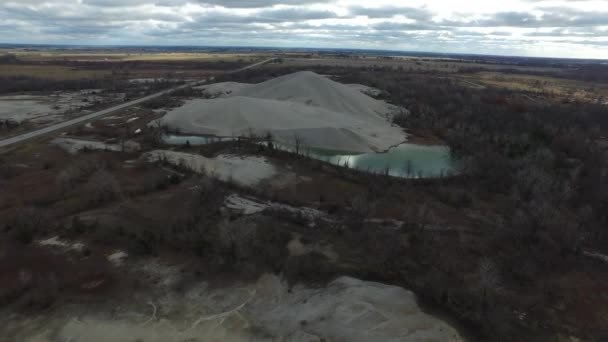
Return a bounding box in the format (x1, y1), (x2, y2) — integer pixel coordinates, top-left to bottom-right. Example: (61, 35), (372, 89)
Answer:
(162, 134), (456, 178)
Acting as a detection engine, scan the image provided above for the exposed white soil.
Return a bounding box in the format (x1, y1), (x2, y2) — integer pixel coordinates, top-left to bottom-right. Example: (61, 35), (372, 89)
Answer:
(159, 71), (407, 153)
(224, 193), (326, 223)
(583, 250), (608, 264)
(0, 90), (107, 124)
(19, 273), (463, 342)
(224, 193), (269, 215)
(38, 236), (85, 252)
(196, 81), (253, 97)
(107, 251), (128, 266)
(51, 138), (140, 154)
(347, 83), (383, 97)
(144, 150), (277, 186)
(100, 115), (122, 121)
(129, 78), (179, 84)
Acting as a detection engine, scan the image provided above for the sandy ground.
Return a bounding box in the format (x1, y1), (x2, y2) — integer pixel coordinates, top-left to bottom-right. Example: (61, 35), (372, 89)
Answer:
(51, 138), (140, 154)
(196, 81), (253, 97)
(144, 150), (277, 186)
(16, 270), (463, 342)
(347, 83), (383, 97)
(0, 91), (107, 123)
(160, 71), (407, 153)
(224, 193), (326, 223)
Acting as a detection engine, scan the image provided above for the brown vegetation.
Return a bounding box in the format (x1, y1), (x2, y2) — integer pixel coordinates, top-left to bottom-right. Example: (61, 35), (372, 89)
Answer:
(1, 57), (608, 341)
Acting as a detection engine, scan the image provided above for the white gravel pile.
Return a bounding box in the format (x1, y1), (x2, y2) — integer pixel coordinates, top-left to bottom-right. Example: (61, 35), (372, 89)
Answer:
(160, 71), (406, 153)
(224, 193), (326, 221)
(197, 81), (253, 97)
(51, 138), (140, 154)
(22, 275), (463, 342)
(144, 150), (277, 186)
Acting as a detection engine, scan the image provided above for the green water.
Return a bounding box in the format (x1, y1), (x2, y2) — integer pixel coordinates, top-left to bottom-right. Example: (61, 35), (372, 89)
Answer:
(162, 134), (235, 145)
(163, 134), (455, 178)
(278, 143), (455, 178)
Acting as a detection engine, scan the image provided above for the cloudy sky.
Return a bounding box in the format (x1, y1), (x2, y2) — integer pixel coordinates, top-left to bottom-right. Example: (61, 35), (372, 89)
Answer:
(1, 0), (607, 58)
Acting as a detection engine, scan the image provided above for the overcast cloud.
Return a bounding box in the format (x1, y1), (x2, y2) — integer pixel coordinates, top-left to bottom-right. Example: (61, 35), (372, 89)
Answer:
(0, 0), (607, 58)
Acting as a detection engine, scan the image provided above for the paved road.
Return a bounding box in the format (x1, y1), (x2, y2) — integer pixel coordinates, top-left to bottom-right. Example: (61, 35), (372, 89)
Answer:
(0, 57), (276, 148)
(231, 57), (276, 73)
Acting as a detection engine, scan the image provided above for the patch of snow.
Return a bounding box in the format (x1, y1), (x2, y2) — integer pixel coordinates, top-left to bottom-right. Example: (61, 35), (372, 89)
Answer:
(224, 194), (268, 215)
(144, 150), (276, 186)
(129, 78), (177, 83)
(38, 236), (85, 252)
(107, 251), (128, 266)
(347, 83), (383, 97)
(224, 193), (326, 222)
(583, 250), (608, 264)
(52, 138), (140, 154)
(0, 91), (108, 123)
(100, 115), (122, 121)
(126, 117), (139, 123)
(195, 81), (253, 97)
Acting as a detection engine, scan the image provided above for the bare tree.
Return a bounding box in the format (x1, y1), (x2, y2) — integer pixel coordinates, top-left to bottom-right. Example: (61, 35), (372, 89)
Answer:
(10, 207), (47, 244)
(404, 159), (414, 177)
(87, 170), (121, 203)
(56, 165), (79, 197)
(478, 257), (500, 311)
(293, 133), (302, 155)
(349, 194), (376, 230)
(150, 120), (164, 147)
(218, 219), (257, 263)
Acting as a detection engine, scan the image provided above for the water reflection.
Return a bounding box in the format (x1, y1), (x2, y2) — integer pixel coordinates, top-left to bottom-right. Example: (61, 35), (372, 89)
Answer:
(162, 134), (455, 178)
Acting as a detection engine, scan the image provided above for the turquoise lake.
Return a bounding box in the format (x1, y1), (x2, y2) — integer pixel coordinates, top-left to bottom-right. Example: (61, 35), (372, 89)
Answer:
(162, 134), (455, 178)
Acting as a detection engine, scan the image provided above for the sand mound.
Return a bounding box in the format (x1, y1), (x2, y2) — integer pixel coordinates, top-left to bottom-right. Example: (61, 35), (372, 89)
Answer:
(21, 275), (463, 342)
(144, 150), (276, 186)
(159, 71), (406, 153)
(197, 82), (253, 97)
(234, 71), (395, 119)
(347, 83), (383, 97)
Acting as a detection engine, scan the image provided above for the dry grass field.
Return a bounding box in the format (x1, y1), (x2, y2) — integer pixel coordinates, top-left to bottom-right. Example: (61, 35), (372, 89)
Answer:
(278, 56), (563, 73)
(465, 72), (608, 102)
(8, 51), (271, 63)
(0, 64), (112, 80)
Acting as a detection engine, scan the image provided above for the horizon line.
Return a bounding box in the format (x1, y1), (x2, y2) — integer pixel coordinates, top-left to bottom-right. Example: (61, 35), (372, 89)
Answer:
(1, 43), (607, 62)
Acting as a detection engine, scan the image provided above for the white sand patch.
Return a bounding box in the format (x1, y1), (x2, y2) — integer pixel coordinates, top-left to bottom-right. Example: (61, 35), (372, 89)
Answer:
(107, 251), (128, 266)
(0, 98), (58, 123)
(129, 78), (178, 84)
(0, 91), (108, 124)
(224, 193), (326, 222)
(136, 259), (183, 290)
(583, 250), (608, 264)
(144, 150), (276, 186)
(159, 71), (407, 153)
(100, 115), (122, 121)
(196, 81), (253, 97)
(22, 274), (463, 342)
(347, 83), (383, 97)
(224, 194), (269, 215)
(38, 236), (85, 252)
(52, 138), (140, 154)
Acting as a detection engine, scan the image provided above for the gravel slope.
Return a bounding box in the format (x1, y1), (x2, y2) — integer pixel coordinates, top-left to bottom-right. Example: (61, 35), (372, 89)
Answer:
(160, 71), (407, 153)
